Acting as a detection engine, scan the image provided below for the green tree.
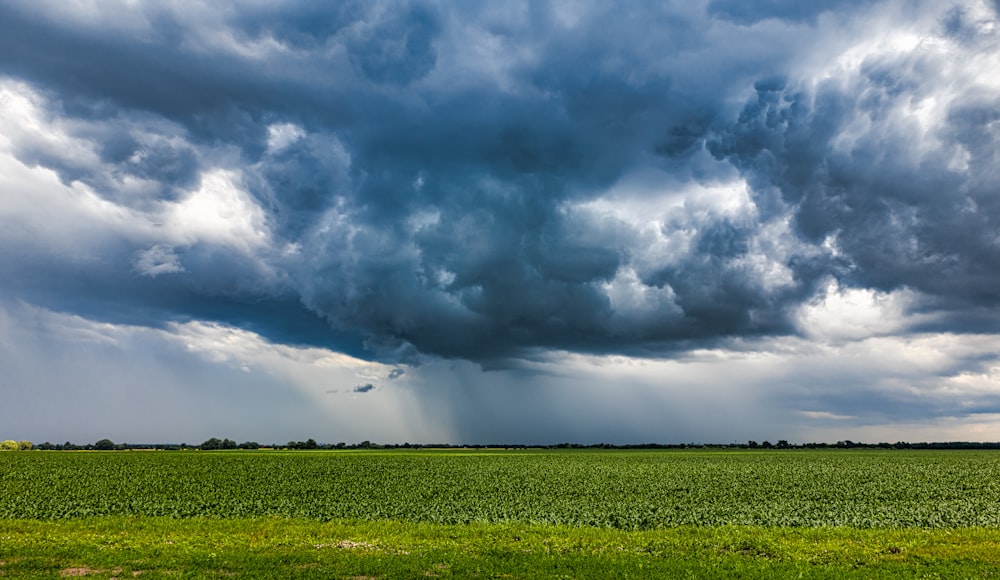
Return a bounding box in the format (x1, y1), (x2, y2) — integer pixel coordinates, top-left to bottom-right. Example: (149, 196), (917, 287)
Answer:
(94, 439), (115, 450)
(1, 440), (19, 451)
(18, 440), (32, 451)
(201, 438), (222, 450)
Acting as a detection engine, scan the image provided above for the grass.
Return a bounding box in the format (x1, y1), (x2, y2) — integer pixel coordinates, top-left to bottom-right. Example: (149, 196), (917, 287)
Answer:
(2, 518), (1000, 578)
(3, 449), (1000, 577)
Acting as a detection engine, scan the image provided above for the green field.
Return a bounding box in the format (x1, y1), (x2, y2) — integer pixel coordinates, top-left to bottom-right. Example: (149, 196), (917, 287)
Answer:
(2, 449), (1000, 577)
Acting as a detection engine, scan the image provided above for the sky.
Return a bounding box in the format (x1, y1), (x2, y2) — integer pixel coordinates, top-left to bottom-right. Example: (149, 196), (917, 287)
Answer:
(2, 0), (1000, 445)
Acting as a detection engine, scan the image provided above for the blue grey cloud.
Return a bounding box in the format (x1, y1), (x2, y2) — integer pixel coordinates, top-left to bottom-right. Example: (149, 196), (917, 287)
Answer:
(707, 0), (876, 24)
(0, 0), (998, 370)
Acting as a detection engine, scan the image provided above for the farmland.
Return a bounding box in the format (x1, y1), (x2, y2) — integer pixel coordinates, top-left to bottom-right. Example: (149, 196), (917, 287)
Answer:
(2, 449), (1000, 577)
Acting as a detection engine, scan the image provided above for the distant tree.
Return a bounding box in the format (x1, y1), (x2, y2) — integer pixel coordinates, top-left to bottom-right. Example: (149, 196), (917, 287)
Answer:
(18, 440), (32, 451)
(747, 440), (759, 448)
(1, 440), (19, 451)
(201, 438), (222, 450)
(94, 439), (115, 451)
(776, 440), (789, 449)
(220, 438), (237, 450)
(304, 438), (318, 449)
(238, 441), (259, 450)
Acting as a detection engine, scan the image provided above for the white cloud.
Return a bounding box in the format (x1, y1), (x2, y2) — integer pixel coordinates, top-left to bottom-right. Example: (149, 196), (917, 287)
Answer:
(0, 80), (100, 168)
(0, 301), (447, 444)
(3, 298), (1000, 444)
(601, 267), (682, 322)
(798, 410), (856, 421)
(800, 0), (1000, 163)
(804, 414), (1000, 444)
(0, 78), (276, 273)
(160, 169), (270, 252)
(795, 280), (919, 342)
(0, 144), (135, 253)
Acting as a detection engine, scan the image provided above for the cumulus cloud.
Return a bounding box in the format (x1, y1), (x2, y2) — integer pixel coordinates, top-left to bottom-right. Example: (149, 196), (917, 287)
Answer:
(710, 2), (1000, 315)
(1, 0), (999, 441)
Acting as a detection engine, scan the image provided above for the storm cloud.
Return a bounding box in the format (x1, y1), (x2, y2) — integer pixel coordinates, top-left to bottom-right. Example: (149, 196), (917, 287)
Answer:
(1, 1), (999, 442)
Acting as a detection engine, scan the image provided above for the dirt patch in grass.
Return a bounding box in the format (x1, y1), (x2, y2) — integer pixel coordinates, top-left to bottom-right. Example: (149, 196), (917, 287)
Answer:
(58, 566), (142, 578)
(314, 540), (376, 550)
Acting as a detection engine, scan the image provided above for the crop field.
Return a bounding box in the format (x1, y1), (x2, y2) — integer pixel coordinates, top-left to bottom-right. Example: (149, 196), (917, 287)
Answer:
(3, 449), (1000, 577)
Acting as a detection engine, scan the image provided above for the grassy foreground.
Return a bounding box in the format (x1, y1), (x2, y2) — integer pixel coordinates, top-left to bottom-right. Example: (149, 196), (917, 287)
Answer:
(3, 517), (1000, 578)
(4, 449), (1000, 577)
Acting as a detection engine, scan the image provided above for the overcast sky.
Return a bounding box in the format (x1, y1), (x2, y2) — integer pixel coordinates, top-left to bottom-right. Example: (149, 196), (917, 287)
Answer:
(2, 0), (1000, 445)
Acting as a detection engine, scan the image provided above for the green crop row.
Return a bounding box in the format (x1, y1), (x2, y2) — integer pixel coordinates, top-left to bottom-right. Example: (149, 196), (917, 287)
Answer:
(2, 449), (1000, 528)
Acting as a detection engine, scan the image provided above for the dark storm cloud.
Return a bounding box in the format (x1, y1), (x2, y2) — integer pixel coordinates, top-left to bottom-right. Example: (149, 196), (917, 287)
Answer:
(353, 384), (376, 393)
(347, 3), (440, 85)
(1, 1), (998, 366)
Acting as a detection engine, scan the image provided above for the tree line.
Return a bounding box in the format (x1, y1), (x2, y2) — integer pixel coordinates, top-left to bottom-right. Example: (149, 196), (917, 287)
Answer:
(6, 438), (1000, 451)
